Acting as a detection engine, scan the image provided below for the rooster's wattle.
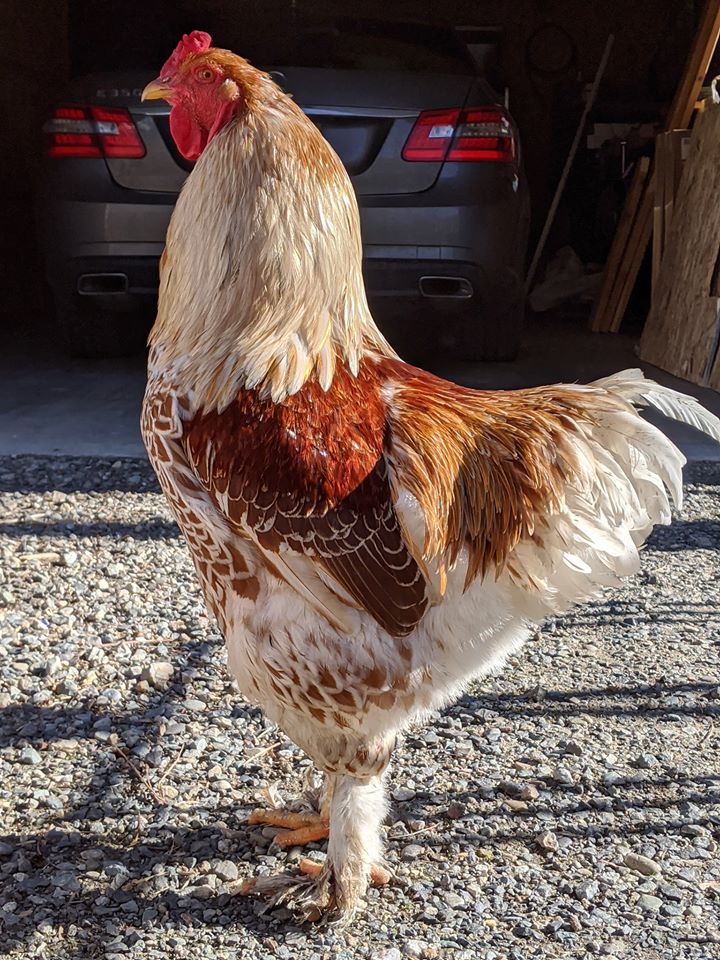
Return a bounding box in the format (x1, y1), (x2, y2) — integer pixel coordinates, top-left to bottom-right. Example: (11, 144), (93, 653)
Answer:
(140, 31), (720, 921)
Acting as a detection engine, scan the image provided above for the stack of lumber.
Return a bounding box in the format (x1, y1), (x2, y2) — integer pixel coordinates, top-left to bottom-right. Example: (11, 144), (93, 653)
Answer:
(589, 0), (720, 335)
(639, 102), (720, 389)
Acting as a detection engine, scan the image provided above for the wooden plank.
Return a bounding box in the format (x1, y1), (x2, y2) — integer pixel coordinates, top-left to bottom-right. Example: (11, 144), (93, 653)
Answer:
(666, 0), (720, 130)
(608, 182), (654, 332)
(710, 328), (720, 388)
(589, 157), (649, 331)
(662, 131), (674, 254)
(640, 102), (720, 384)
(590, 0), (720, 333)
(651, 134), (666, 298)
(651, 129), (692, 308)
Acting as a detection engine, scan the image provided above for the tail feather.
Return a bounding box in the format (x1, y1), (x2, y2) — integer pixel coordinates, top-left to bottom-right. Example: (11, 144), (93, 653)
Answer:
(594, 368), (720, 445)
(506, 369), (719, 618)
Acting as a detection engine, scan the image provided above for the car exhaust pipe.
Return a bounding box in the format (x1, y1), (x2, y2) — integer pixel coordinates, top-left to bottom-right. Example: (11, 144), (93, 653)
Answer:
(418, 275), (473, 299)
(77, 273), (128, 295)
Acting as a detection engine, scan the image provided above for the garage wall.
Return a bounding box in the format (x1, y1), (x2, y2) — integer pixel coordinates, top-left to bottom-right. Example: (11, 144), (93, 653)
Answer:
(0, 0), (69, 325)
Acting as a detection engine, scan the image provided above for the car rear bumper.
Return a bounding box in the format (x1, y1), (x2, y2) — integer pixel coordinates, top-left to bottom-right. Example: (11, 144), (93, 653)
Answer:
(43, 249), (522, 326)
(38, 186), (527, 320)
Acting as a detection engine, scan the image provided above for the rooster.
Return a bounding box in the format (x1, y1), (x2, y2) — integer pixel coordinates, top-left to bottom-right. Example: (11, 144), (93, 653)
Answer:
(140, 31), (720, 922)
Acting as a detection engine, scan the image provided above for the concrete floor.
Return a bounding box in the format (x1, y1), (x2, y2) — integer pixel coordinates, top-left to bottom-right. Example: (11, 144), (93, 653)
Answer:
(1, 316), (719, 461)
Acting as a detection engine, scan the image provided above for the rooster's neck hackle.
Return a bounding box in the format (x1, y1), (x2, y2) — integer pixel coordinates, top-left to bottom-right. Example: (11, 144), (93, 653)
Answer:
(149, 72), (393, 409)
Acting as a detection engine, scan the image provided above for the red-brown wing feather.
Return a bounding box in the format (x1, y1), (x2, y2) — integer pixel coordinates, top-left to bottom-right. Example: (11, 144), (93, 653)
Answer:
(182, 361), (428, 636)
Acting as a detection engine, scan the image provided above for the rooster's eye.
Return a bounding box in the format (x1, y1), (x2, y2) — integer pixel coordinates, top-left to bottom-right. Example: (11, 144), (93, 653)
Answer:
(196, 68), (215, 83)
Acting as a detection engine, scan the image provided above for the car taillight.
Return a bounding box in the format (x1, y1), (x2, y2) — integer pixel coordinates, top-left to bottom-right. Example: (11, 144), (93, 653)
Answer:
(44, 105), (145, 159)
(402, 107), (515, 163)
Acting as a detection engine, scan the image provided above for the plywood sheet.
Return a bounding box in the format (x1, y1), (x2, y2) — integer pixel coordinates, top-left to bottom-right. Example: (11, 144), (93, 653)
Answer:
(639, 103), (720, 385)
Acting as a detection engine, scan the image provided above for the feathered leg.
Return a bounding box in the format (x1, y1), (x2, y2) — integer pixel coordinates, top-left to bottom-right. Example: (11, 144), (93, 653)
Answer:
(325, 772), (388, 917)
(241, 772), (389, 922)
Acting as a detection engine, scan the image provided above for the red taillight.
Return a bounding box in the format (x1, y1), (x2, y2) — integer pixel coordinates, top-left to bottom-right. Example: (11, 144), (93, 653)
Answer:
(401, 108), (461, 162)
(44, 105), (145, 159)
(402, 106), (515, 163)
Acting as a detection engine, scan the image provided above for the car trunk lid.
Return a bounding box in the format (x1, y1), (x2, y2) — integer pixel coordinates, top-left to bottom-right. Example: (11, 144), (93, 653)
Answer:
(71, 68), (477, 196)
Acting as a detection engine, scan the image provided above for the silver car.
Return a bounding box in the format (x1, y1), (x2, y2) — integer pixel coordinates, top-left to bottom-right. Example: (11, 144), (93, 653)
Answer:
(37, 19), (530, 361)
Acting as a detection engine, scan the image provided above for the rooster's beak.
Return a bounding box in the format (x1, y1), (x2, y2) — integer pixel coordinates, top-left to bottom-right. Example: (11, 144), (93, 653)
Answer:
(141, 79), (173, 102)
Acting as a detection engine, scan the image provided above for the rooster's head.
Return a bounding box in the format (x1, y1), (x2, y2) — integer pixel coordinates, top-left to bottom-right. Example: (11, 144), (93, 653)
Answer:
(142, 30), (263, 161)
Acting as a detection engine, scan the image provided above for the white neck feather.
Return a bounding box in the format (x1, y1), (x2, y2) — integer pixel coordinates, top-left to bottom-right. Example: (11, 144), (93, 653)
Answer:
(149, 90), (393, 407)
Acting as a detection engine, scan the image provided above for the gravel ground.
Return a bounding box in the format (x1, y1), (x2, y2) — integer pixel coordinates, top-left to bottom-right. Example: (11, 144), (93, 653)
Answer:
(0, 455), (719, 960)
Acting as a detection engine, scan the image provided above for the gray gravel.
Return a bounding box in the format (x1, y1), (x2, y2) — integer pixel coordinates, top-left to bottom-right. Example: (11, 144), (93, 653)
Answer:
(1, 455), (719, 960)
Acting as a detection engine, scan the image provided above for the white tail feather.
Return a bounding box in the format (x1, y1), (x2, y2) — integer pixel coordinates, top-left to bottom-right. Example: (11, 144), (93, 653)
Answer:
(504, 369), (719, 618)
(594, 369), (720, 445)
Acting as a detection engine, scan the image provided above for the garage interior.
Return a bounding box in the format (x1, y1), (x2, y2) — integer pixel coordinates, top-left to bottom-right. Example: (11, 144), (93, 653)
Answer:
(2, 0), (720, 457)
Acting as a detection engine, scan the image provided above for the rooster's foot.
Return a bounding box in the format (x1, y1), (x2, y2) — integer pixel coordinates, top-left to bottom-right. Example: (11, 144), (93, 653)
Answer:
(247, 808), (329, 848)
(237, 858), (390, 924)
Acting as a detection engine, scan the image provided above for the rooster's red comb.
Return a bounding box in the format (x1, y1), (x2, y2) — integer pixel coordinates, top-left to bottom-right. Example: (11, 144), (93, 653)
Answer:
(160, 31), (213, 77)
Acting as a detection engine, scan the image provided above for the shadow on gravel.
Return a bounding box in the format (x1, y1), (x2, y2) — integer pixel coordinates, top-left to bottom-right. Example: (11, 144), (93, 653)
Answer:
(457, 679), (720, 720)
(561, 596), (719, 627)
(1, 514), (718, 556)
(2, 674), (719, 952)
(0, 628), (304, 951)
(2, 769), (719, 954)
(0, 520), (180, 540)
(0, 456), (159, 495)
(647, 518), (720, 551)
(0, 820), (310, 951)
(1, 456), (720, 496)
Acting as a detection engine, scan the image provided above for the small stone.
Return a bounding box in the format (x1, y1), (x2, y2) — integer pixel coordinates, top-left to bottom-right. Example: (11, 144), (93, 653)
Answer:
(638, 894), (662, 913)
(445, 803), (466, 820)
(658, 883), (683, 902)
(518, 783), (539, 801)
(635, 753), (658, 769)
(624, 852), (661, 876)
(661, 904), (683, 917)
(392, 786), (416, 802)
(536, 830), (559, 852)
(141, 661), (174, 689)
(504, 799), (528, 812)
(189, 884), (215, 900)
(60, 550), (78, 567)
(371, 949), (402, 960)
(563, 740), (584, 756)
(575, 879), (600, 902)
(499, 780), (522, 796)
(552, 766), (575, 785)
(404, 941), (429, 959)
(401, 844), (424, 861)
(184, 699), (206, 712)
(443, 891), (465, 909)
(212, 860), (239, 882)
(19, 746), (41, 765)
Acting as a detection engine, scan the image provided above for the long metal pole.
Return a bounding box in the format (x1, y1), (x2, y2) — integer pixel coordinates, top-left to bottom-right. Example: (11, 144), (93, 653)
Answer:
(525, 33), (615, 294)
